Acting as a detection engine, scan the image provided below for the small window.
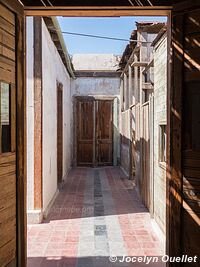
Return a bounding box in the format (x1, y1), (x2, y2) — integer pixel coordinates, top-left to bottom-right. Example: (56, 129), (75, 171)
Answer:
(159, 124), (167, 163)
(0, 82), (11, 153)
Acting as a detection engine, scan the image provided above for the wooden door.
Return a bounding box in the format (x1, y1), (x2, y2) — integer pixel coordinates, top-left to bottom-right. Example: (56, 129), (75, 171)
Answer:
(76, 97), (113, 167)
(96, 100), (113, 166)
(76, 97), (94, 166)
(168, 1), (200, 265)
(181, 6), (200, 262)
(0, 1), (25, 266)
(57, 82), (63, 184)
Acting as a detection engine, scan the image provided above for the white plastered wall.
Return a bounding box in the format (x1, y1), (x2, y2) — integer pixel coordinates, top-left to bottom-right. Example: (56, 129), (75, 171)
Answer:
(26, 18), (72, 223)
(42, 19), (72, 213)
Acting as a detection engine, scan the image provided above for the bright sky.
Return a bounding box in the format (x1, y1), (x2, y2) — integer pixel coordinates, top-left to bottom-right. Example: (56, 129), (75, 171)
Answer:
(57, 16), (167, 55)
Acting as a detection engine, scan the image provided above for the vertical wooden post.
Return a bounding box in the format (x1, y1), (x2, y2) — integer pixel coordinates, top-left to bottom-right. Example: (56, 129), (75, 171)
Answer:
(15, 3), (26, 267)
(33, 17), (43, 210)
(93, 100), (96, 166)
(124, 73), (128, 110)
(128, 65), (132, 107)
(120, 78), (124, 111)
(166, 11), (183, 266)
(134, 53), (138, 104)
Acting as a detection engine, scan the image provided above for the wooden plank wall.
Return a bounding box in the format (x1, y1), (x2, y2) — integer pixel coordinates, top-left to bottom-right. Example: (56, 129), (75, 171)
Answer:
(182, 8), (200, 263)
(0, 3), (17, 266)
(168, 2), (200, 265)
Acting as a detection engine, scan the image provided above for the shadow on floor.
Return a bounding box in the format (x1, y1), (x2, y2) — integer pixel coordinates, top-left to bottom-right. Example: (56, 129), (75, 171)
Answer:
(28, 256), (166, 267)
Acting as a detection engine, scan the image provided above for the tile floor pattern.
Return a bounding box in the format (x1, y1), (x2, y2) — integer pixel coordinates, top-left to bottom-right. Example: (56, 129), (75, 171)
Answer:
(27, 167), (165, 267)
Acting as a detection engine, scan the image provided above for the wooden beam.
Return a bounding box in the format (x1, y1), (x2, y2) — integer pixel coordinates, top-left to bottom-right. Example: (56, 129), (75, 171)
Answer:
(120, 79), (124, 112)
(142, 58), (154, 73)
(166, 11), (183, 265)
(131, 61), (148, 67)
(124, 73), (128, 110)
(128, 65), (132, 107)
(15, 7), (26, 267)
(133, 53), (139, 103)
(173, 0), (200, 11)
(33, 17), (43, 210)
(75, 71), (121, 78)
(142, 83), (154, 90)
(24, 6), (172, 16)
(0, 0), (24, 15)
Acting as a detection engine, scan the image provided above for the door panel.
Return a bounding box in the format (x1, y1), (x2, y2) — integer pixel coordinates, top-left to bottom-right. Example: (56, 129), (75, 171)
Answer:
(170, 2), (200, 265)
(96, 100), (113, 166)
(182, 11), (200, 260)
(0, 3), (16, 266)
(76, 98), (94, 166)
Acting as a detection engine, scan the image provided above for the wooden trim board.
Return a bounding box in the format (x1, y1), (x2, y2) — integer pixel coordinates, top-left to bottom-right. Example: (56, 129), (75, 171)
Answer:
(33, 17), (43, 210)
(24, 6), (171, 16)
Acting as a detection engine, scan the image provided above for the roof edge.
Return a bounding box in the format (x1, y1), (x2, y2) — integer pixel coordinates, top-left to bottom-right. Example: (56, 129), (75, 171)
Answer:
(51, 17), (75, 79)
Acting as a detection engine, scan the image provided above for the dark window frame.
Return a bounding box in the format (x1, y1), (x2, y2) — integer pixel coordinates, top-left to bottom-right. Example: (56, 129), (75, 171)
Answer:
(0, 81), (12, 154)
(159, 123), (167, 164)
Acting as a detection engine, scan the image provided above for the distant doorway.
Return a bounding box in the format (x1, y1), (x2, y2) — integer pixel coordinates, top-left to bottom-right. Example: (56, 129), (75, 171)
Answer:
(57, 82), (63, 184)
(75, 96), (113, 167)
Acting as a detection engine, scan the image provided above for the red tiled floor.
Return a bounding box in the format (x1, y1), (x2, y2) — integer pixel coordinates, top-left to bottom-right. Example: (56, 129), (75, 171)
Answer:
(27, 167), (165, 267)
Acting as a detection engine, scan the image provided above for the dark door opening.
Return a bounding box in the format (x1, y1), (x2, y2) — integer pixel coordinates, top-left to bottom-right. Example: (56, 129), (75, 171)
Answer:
(57, 82), (63, 184)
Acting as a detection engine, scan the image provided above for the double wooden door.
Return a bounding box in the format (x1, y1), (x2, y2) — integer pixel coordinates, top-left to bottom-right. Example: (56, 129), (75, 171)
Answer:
(76, 97), (113, 167)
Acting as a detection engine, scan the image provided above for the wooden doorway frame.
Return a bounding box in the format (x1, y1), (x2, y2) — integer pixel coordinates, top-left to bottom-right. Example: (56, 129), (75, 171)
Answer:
(2, 2), (187, 267)
(25, 7), (173, 267)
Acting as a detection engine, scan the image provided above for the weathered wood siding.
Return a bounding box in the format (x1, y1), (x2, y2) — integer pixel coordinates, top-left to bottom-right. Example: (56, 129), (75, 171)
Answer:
(182, 8), (200, 262)
(153, 33), (167, 233)
(0, 3), (16, 266)
(120, 109), (131, 176)
(168, 3), (200, 263)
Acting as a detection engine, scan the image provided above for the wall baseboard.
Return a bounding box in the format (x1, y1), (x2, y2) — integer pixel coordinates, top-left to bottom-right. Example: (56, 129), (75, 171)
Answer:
(27, 209), (43, 224)
(151, 218), (166, 249)
(43, 189), (59, 219)
(120, 166), (129, 178)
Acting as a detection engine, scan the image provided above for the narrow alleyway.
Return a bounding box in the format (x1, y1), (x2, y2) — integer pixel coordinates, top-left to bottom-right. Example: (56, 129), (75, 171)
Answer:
(27, 167), (164, 267)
